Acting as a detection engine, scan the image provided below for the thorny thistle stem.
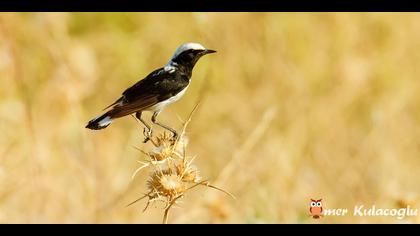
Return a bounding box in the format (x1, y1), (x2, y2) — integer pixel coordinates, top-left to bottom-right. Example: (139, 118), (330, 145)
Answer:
(128, 104), (234, 224)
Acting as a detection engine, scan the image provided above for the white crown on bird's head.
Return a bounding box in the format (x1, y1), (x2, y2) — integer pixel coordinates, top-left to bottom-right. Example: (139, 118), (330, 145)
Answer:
(171, 42), (206, 60)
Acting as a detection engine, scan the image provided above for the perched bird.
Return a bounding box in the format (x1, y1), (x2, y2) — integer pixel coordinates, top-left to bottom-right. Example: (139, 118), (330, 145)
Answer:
(85, 42), (216, 142)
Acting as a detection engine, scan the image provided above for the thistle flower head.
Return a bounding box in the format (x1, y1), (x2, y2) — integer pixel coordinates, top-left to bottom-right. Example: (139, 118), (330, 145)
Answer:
(147, 132), (177, 161)
(176, 161), (201, 183)
(147, 168), (186, 198)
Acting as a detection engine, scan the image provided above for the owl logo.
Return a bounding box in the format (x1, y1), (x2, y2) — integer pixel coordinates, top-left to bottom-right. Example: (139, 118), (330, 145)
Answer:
(309, 199), (323, 219)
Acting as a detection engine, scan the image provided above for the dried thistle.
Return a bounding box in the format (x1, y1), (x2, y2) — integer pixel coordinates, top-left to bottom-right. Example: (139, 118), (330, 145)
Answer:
(148, 168), (187, 198)
(130, 132), (182, 180)
(128, 104), (234, 224)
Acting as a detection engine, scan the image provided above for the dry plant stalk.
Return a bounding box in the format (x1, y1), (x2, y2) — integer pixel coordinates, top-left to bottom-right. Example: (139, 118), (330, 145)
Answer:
(128, 104), (234, 224)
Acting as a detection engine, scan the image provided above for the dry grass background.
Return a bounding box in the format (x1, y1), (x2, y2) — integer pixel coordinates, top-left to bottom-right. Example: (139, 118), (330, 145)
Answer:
(0, 12), (420, 223)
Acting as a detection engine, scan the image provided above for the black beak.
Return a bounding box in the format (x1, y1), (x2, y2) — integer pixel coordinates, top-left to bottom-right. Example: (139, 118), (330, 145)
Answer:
(203, 49), (217, 54)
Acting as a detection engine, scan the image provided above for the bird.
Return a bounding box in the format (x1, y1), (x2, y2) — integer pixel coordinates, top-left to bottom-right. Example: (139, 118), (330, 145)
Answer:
(309, 199), (323, 219)
(85, 42), (216, 142)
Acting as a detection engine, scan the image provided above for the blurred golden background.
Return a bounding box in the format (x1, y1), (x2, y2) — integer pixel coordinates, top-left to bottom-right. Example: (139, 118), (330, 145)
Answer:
(1, 13), (420, 223)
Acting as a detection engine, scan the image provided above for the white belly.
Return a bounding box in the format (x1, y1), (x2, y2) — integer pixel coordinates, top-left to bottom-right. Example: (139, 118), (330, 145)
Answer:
(145, 86), (188, 112)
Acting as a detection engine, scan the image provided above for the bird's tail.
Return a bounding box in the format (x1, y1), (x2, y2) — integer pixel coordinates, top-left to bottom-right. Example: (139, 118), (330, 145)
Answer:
(85, 111), (113, 130)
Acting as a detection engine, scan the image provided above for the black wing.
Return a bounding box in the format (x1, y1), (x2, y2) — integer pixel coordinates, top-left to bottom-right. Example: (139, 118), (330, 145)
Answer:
(106, 67), (189, 118)
(123, 67), (189, 102)
(122, 68), (164, 100)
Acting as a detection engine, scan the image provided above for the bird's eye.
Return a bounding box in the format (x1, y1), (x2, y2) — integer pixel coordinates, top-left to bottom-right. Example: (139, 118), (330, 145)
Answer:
(311, 202), (317, 207)
(316, 202), (322, 207)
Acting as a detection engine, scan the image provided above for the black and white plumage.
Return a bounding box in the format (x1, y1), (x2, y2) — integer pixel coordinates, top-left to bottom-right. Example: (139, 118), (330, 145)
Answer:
(85, 42), (216, 140)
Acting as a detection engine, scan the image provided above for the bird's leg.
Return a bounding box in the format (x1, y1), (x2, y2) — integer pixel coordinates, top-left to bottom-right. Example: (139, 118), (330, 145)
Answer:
(151, 111), (178, 141)
(136, 112), (153, 143)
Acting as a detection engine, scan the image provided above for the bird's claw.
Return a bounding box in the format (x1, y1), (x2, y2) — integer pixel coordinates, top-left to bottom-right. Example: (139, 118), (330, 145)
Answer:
(143, 128), (153, 143)
(170, 133), (178, 145)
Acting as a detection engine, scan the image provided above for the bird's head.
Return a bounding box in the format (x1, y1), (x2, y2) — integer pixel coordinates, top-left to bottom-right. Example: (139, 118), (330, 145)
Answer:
(169, 42), (216, 69)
